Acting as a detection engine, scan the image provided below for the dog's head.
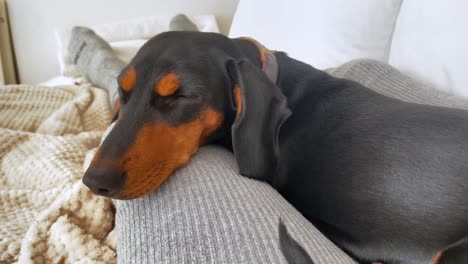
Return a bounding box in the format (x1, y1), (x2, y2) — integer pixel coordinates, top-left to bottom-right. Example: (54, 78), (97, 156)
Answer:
(82, 32), (291, 199)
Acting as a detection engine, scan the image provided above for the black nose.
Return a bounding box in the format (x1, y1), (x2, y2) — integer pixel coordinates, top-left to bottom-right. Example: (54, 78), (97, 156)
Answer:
(82, 164), (125, 197)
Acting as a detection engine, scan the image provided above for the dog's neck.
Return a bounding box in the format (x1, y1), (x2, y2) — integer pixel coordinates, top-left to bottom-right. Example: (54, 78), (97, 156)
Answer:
(273, 51), (350, 111)
(236, 37), (279, 83)
(232, 38), (277, 82)
(233, 38), (339, 105)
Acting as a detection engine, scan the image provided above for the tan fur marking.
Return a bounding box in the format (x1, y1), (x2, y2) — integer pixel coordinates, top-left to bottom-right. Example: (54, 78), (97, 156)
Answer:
(120, 67), (137, 92)
(155, 73), (180, 96)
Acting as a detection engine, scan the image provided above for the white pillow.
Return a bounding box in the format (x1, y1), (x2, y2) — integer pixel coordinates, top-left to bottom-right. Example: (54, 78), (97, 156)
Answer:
(389, 0), (468, 98)
(56, 15), (219, 77)
(229, 0), (402, 69)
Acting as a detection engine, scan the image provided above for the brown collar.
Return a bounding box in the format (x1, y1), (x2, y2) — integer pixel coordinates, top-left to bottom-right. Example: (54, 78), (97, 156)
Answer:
(238, 37), (279, 83)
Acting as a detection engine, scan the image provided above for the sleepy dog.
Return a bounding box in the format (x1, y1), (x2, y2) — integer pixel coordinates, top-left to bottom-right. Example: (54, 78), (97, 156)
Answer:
(83, 31), (468, 263)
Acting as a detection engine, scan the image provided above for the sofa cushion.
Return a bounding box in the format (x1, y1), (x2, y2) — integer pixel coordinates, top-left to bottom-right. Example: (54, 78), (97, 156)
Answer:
(114, 146), (355, 264)
(328, 59), (468, 110)
(229, 0), (402, 69)
(389, 0), (468, 98)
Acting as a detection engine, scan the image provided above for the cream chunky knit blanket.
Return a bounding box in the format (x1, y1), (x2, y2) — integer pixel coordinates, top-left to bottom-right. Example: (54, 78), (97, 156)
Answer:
(0, 85), (116, 263)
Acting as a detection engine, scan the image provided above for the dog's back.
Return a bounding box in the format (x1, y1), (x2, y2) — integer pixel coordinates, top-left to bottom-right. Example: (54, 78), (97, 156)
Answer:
(273, 53), (468, 263)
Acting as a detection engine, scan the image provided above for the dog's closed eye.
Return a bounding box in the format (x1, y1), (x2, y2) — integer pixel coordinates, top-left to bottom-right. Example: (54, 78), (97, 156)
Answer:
(151, 90), (202, 110)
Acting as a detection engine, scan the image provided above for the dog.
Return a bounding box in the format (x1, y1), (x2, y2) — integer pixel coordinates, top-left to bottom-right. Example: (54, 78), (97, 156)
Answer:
(279, 219), (315, 264)
(82, 31), (468, 263)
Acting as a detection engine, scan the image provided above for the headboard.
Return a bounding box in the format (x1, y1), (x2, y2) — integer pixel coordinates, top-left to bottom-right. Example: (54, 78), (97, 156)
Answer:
(0, 0), (16, 84)
(6, 0), (239, 84)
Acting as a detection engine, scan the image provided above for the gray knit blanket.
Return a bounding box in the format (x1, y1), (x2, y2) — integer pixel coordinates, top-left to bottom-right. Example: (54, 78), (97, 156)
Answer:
(114, 59), (468, 264)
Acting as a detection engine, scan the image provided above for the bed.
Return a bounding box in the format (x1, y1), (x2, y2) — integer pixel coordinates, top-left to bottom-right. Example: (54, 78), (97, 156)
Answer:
(1, 0), (468, 263)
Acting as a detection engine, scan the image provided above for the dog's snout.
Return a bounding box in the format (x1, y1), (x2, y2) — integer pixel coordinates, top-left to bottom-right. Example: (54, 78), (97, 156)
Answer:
(82, 165), (125, 198)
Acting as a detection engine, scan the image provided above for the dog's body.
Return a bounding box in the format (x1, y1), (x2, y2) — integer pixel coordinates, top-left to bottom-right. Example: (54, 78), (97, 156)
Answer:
(272, 51), (468, 263)
(83, 32), (468, 263)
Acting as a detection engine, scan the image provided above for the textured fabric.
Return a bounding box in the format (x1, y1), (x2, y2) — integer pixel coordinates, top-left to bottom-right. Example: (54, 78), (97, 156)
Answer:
(68, 15), (201, 108)
(68, 26), (126, 107)
(114, 146), (355, 264)
(115, 59), (468, 264)
(57, 15), (219, 78)
(169, 14), (199, 32)
(0, 84), (115, 263)
(327, 59), (468, 110)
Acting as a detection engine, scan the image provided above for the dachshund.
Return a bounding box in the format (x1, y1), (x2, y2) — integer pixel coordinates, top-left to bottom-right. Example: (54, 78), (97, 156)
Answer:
(83, 31), (468, 264)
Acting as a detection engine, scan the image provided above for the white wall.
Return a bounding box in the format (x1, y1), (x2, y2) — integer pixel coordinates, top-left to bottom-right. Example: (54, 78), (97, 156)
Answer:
(7, 0), (239, 84)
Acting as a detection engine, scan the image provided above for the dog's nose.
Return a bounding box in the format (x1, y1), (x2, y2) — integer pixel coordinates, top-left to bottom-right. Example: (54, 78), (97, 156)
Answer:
(82, 165), (125, 198)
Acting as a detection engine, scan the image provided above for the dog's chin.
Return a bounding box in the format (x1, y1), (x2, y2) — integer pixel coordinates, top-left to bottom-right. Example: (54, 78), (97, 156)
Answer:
(112, 168), (181, 200)
(112, 193), (148, 200)
(112, 186), (159, 200)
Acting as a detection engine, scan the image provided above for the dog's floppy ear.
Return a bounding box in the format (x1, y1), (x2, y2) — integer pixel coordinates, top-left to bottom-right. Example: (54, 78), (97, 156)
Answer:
(227, 60), (291, 180)
(110, 100), (120, 124)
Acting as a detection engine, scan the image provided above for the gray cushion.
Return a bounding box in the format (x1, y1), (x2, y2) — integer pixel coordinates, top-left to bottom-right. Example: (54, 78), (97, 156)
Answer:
(114, 146), (355, 264)
(327, 59), (468, 110)
(115, 59), (468, 264)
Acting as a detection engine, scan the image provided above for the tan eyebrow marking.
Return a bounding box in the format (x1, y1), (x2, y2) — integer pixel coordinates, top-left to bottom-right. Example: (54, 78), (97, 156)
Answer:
(120, 67), (137, 92)
(155, 73), (180, 96)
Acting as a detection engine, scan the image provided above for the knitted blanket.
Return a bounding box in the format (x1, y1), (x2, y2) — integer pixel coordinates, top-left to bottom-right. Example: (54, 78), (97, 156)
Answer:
(0, 85), (115, 263)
